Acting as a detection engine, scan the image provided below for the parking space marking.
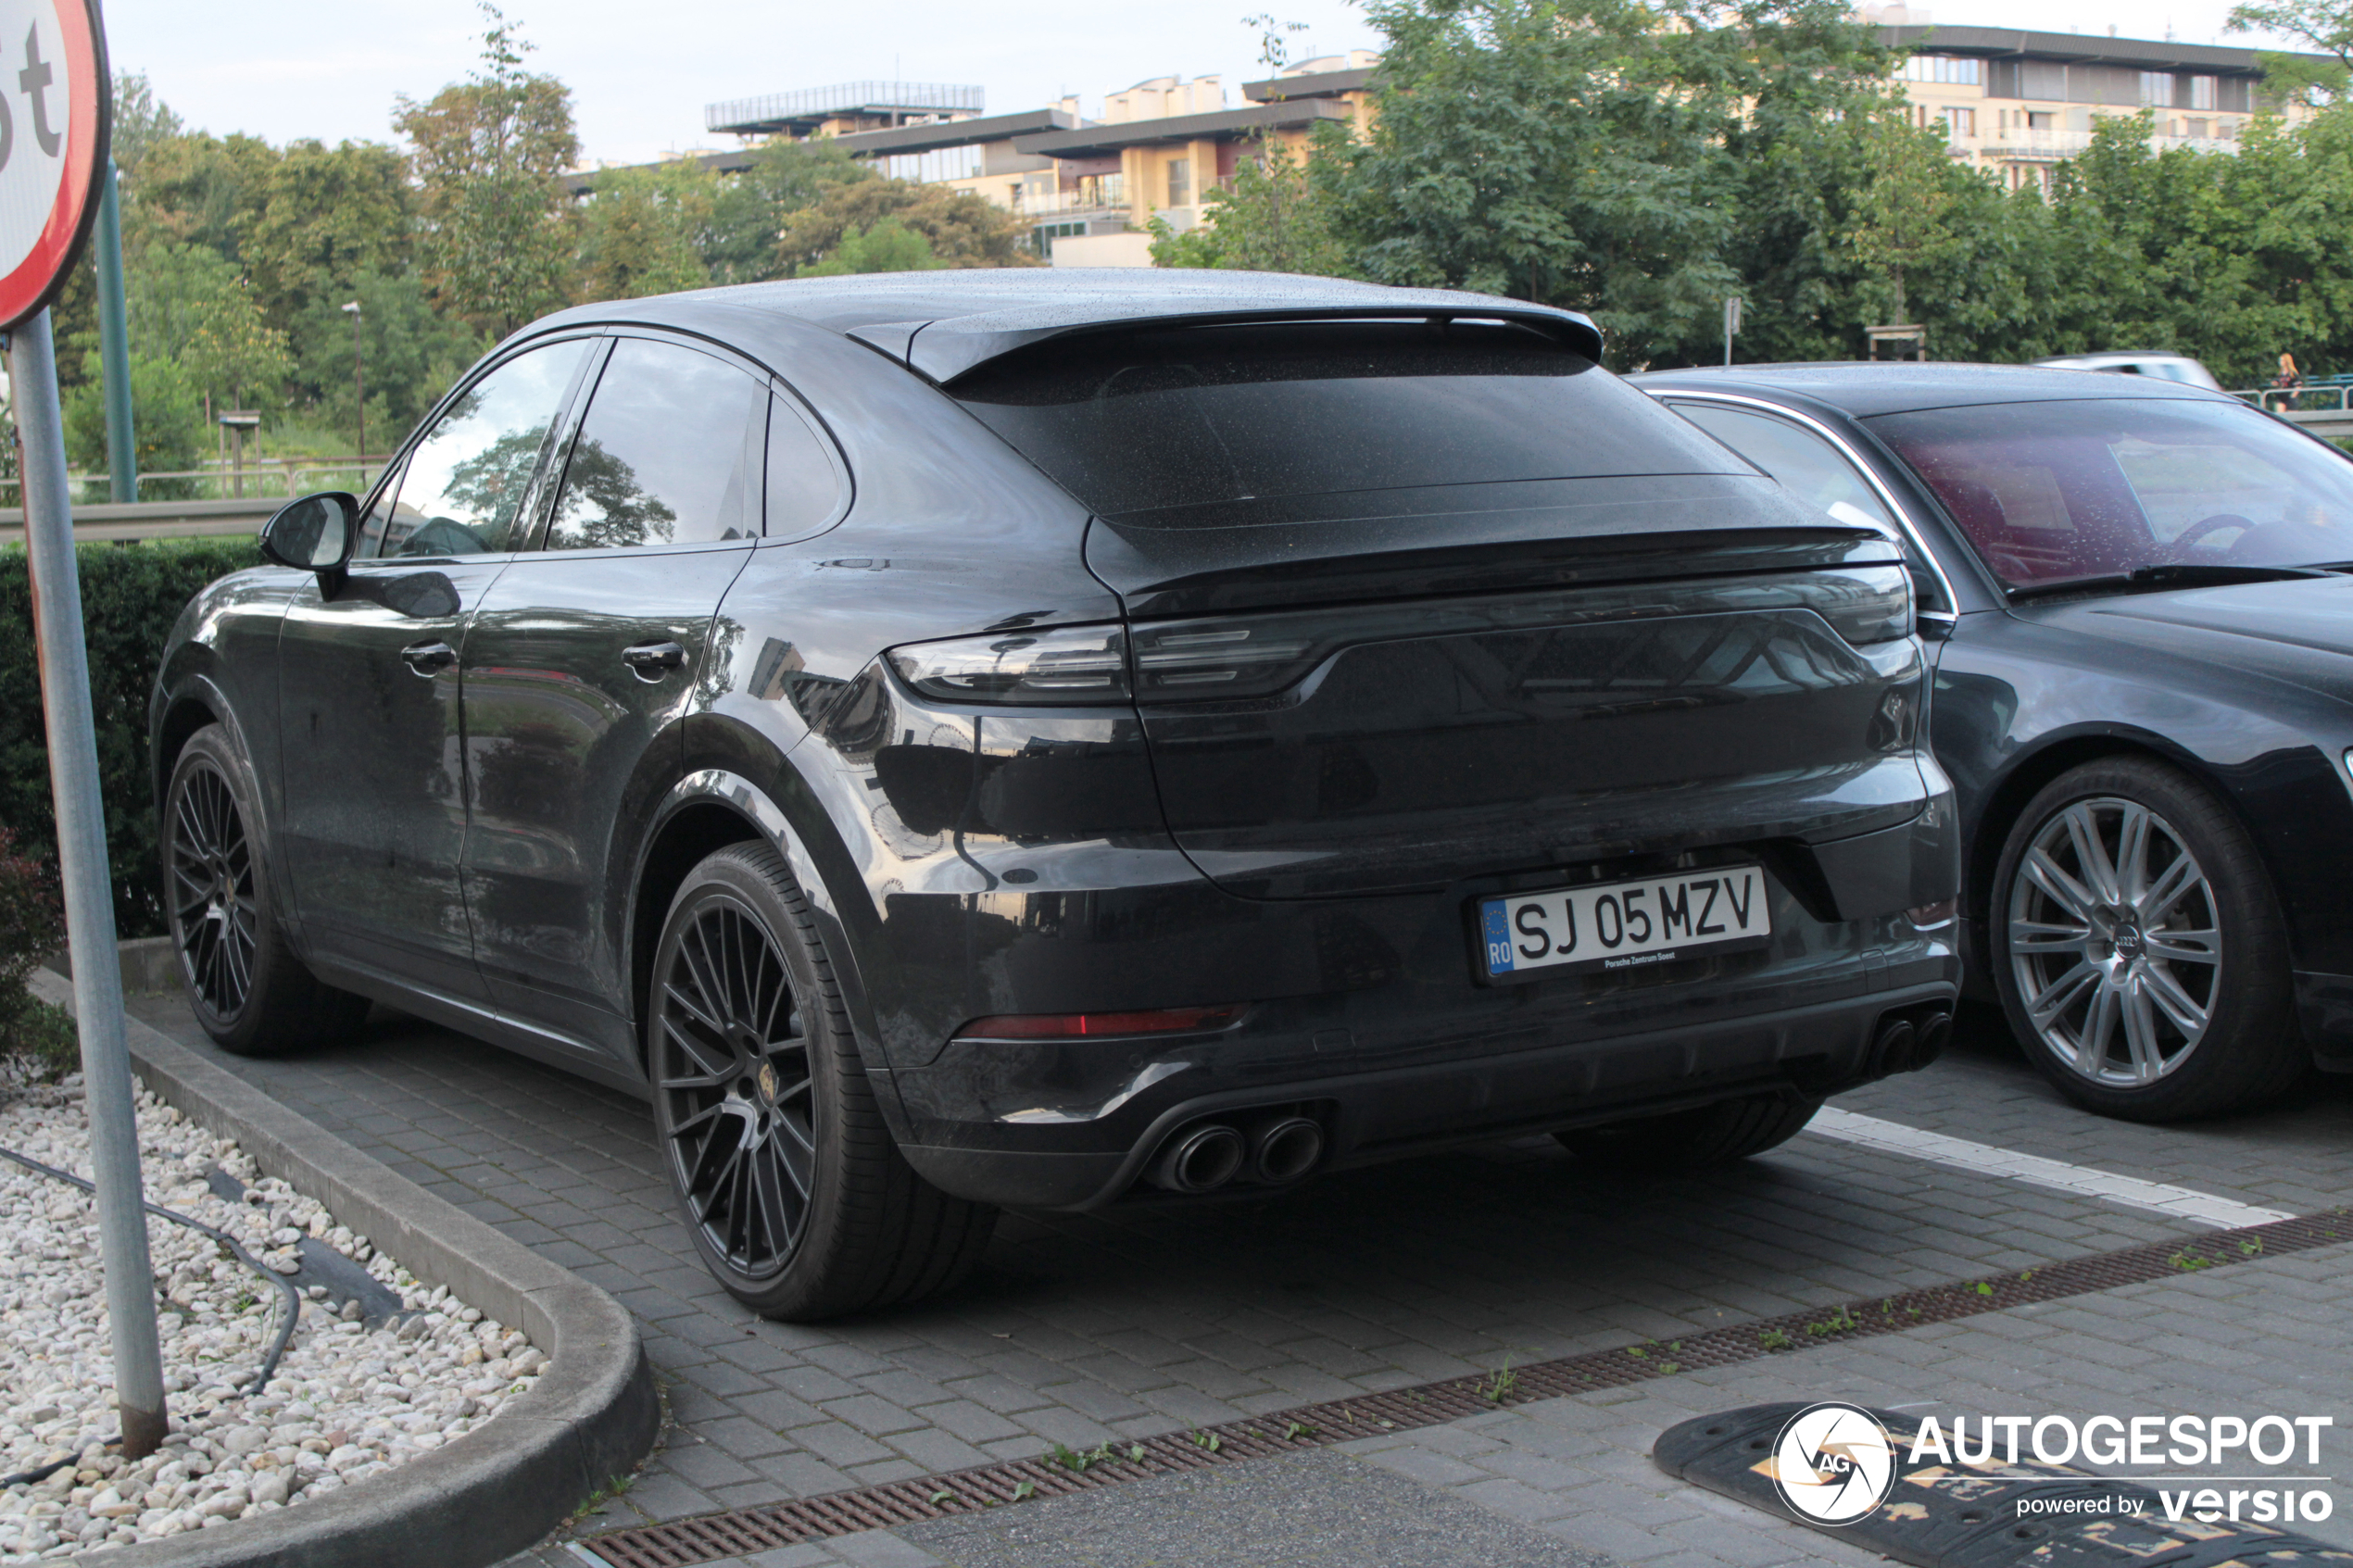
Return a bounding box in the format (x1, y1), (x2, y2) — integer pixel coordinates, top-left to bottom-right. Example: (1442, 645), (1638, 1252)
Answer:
(1808, 1106), (2293, 1228)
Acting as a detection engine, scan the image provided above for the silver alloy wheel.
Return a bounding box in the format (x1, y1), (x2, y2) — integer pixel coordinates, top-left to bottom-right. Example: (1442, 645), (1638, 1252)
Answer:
(2006, 796), (2221, 1087)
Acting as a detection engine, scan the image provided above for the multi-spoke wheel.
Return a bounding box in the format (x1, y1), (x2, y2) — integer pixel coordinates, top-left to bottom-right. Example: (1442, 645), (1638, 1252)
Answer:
(1992, 759), (2301, 1121)
(647, 843), (997, 1320)
(652, 897), (816, 1280)
(170, 756), (258, 1020)
(163, 726), (368, 1055)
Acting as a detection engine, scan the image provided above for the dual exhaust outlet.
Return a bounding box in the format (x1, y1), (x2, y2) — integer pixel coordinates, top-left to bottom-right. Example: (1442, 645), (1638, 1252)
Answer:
(1148, 1113), (1325, 1195)
(1866, 1003), (1953, 1081)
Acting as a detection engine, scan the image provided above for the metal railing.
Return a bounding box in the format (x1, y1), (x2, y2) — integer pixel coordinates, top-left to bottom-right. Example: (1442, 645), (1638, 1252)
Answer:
(0, 456), (385, 505)
(2235, 385), (2353, 412)
(706, 82), (983, 133)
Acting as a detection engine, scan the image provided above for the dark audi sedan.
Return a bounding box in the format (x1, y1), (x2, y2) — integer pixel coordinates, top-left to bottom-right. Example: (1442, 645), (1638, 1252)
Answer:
(1637, 363), (2353, 1123)
(154, 272), (1958, 1318)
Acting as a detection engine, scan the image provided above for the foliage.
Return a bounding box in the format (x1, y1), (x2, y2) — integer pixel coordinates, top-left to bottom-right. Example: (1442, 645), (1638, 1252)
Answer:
(239, 138), (416, 323)
(798, 217), (944, 276)
(777, 177), (1039, 273)
(395, 3), (582, 336)
(2229, 0), (2353, 104)
(63, 354), (207, 494)
(123, 240), (295, 409)
(0, 541), (261, 938)
(288, 270), (484, 452)
(109, 70), (183, 181)
(700, 140), (873, 285)
(1150, 132), (1353, 273)
(0, 826), (76, 1081)
(579, 159), (714, 301)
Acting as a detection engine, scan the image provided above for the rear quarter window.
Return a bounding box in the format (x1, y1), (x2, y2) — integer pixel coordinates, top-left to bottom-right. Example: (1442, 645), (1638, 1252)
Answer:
(950, 321), (1750, 521)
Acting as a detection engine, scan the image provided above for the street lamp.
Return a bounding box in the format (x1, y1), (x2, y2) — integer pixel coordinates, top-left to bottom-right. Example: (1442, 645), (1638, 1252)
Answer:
(341, 300), (366, 483)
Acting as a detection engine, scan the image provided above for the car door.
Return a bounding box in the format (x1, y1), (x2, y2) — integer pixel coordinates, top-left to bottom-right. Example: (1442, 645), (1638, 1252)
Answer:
(459, 334), (769, 1060)
(277, 336), (598, 1007)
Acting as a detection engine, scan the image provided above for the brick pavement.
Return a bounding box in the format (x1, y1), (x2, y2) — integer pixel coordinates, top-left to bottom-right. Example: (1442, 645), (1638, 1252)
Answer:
(120, 995), (2353, 1566)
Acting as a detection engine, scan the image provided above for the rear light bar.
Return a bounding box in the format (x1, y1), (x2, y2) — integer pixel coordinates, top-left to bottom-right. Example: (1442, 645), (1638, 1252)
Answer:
(954, 1005), (1244, 1041)
(886, 566), (1914, 708)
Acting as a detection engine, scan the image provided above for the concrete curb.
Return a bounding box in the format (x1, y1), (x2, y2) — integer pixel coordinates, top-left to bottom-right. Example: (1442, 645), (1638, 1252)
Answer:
(25, 971), (661, 1568)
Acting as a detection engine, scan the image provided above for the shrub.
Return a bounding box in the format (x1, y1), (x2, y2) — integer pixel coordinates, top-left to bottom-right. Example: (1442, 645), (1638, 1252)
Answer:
(0, 536), (261, 938)
(0, 825), (77, 1080)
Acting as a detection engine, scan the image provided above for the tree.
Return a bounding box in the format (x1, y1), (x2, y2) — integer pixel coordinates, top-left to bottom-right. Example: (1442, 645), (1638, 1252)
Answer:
(701, 140), (873, 284)
(63, 355), (205, 493)
(2229, 0), (2353, 104)
(240, 139), (415, 322)
(396, 4), (581, 336)
(126, 241), (294, 409)
(1151, 131), (1352, 273)
(798, 217), (944, 276)
(124, 131), (280, 263)
(1848, 109), (1967, 329)
(288, 270), (483, 448)
(776, 177), (1038, 273)
(109, 70), (183, 180)
(579, 159), (714, 301)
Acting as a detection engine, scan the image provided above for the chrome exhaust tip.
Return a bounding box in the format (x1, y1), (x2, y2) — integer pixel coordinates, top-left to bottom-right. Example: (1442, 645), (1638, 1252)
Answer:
(1149, 1123), (1246, 1193)
(1249, 1116), (1325, 1185)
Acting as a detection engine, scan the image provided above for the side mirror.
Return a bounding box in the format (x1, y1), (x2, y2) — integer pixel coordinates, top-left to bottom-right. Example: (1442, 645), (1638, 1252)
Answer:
(259, 493), (359, 587)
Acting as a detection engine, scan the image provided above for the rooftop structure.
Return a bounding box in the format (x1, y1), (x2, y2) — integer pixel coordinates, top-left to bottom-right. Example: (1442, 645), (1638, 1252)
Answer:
(705, 82), (985, 138)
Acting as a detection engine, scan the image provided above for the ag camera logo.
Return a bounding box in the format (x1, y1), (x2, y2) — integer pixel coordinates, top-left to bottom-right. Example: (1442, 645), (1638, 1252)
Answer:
(1773, 1402), (1898, 1524)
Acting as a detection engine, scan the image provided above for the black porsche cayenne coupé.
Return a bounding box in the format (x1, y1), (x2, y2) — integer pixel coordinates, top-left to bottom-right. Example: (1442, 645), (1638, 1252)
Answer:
(153, 272), (1959, 1318)
(1636, 363), (2353, 1124)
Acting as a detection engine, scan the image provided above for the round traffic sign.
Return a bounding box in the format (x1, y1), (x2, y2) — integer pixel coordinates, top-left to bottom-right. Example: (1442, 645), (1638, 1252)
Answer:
(0, 0), (106, 330)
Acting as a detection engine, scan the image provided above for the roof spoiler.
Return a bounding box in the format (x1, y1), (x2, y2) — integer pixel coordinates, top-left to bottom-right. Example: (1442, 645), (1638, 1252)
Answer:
(849, 304), (1606, 383)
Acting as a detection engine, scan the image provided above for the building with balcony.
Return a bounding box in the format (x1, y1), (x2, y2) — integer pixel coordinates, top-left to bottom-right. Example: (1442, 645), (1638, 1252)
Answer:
(1874, 13), (2330, 189)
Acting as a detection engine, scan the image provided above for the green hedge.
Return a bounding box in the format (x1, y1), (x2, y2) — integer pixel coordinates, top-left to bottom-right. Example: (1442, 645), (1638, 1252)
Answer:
(0, 537), (260, 938)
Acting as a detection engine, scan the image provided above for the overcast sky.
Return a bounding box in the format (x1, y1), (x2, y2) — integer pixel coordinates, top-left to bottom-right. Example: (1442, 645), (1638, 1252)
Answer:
(104, 1), (2303, 170)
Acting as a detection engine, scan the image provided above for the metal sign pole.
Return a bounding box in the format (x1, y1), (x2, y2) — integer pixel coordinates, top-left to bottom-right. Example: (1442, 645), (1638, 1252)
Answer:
(9, 306), (170, 1458)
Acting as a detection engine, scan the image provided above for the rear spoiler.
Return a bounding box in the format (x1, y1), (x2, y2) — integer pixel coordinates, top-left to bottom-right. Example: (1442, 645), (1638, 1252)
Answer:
(848, 303), (1606, 384)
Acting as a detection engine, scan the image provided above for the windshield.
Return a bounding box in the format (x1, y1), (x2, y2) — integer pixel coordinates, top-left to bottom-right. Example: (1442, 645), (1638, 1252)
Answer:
(1866, 397), (2353, 590)
(952, 320), (1748, 521)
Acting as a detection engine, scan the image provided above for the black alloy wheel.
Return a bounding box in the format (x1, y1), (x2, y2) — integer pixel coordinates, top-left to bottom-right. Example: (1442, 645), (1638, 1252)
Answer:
(162, 725), (368, 1056)
(651, 893), (817, 1279)
(647, 843), (997, 1319)
(170, 754), (257, 1021)
(1991, 757), (2304, 1122)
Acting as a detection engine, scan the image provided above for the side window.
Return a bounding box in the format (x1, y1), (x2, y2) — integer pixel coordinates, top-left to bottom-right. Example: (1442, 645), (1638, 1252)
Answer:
(765, 394), (845, 540)
(1673, 401), (1950, 613)
(543, 338), (765, 550)
(361, 339), (593, 558)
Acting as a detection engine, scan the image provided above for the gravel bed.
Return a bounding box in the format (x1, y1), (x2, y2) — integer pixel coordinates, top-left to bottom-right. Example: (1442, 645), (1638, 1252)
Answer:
(0, 1077), (547, 1560)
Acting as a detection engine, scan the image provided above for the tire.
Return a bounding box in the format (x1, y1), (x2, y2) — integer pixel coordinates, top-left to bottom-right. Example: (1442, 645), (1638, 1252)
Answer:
(1554, 1092), (1821, 1169)
(163, 725), (369, 1056)
(1990, 757), (2302, 1122)
(647, 842), (997, 1321)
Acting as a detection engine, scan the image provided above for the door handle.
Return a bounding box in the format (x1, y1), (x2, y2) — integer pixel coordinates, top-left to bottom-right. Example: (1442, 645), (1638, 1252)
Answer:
(622, 641), (686, 680)
(399, 640), (457, 676)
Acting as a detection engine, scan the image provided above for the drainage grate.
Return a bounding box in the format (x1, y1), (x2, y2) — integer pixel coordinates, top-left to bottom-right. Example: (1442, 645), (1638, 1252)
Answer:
(579, 1207), (2352, 1568)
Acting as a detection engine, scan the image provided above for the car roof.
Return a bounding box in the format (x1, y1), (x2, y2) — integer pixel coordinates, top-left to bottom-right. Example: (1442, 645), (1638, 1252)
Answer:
(530, 269), (1604, 383)
(1626, 361), (2233, 418)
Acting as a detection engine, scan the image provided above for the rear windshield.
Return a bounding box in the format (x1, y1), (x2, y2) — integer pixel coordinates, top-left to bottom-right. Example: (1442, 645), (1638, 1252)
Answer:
(950, 321), (1749, 520)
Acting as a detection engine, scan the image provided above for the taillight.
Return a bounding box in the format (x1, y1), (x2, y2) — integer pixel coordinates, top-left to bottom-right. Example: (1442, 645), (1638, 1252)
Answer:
(885, 566), (1914, 708)
(954, 1006), (1244, 1040)
(888, 624), (1129, 703)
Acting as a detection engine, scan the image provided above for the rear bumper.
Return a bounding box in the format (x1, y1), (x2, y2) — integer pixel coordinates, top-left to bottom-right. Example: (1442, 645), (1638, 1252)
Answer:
(884, 944), (1957, 1209)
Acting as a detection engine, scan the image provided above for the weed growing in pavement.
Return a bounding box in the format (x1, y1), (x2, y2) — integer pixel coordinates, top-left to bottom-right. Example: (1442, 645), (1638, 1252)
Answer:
(1974, 1281), (1994, 1296)
(1758, 1328), (1793, 1351)
(1806, 1306), (1860, 1337)
(1478, 1360), (1519, 1402)
(1284, 1421), (1317, 1441)
(1190, 1430), (1223, 1452)
(2240, 1236), (2264, 1257)
(1011, 1480), (1037, 1501)
(2170, 1248), (2215, 1272)
(1049, 1441), (1115, 1474)
(929, 1489), (954, 1505)
(1128, 1444), (1146, 1462)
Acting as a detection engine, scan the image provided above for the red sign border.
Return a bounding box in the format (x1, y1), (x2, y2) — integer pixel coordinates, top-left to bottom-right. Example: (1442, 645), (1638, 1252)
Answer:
(0, 0), (110, 331)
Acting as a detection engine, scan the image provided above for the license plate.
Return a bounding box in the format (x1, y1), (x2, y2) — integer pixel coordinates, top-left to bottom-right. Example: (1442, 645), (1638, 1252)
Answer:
(1478, 865), (1770, 981)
